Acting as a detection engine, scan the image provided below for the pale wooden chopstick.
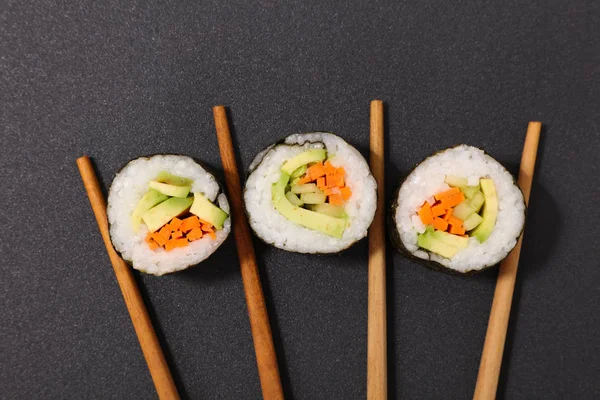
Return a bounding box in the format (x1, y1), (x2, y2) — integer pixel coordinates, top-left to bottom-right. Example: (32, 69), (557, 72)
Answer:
(212, 105), (284, 400)
(473, 121), (542, 400)
(76, 156), (180, 400)
(367, 100), (387, 400)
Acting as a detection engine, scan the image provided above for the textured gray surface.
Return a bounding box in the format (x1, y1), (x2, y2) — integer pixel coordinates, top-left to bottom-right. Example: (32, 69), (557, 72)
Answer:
(2, 0), (599, 399)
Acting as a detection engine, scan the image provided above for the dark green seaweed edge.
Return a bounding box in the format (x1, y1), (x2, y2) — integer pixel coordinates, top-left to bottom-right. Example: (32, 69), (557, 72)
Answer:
(106, 153), (231, 274)
(389, 144), (526, 276)
(244, 132), (377, 255)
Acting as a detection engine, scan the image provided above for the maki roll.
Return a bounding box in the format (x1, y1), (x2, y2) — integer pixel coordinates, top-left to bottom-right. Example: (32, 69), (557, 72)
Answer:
(107, 155), (231, 275)
(244, 132), (377, 253)
(391, 145), (525, 274)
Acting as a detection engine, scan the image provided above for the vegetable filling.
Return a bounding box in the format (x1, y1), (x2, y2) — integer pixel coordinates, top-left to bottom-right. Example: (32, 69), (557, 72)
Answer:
(131, 171), (228, 251)
(415, 175), (498, 258)
(272, 149), (352, 237)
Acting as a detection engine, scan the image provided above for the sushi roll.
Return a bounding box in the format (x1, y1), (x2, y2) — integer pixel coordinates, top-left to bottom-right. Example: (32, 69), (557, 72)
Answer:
(391, 145), (526, 274)
(107, 155), (231, 275)
(244, 132), (377, 253)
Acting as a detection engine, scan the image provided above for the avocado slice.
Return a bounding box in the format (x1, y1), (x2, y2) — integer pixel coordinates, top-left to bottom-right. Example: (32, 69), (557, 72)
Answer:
(471, 178), (498, 243)
(417, 232), (459, 259)
(131, 189), (169, 232)
(271, 173), (346, 238)
(290, 165), (307, 179)
(189, 193), (229, 230)
(148, 181), (191, 198)
(142, 197), (193, 232)
(155, 171), (193, 186)
(308, 203), (347, 218)
(431, 230), (469, 249)
(281, 149), (327, 175)
(444, 175), (468, 187)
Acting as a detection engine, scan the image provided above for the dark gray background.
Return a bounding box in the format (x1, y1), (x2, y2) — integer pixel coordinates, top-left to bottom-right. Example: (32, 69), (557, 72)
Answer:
(2, 0), (599, 399)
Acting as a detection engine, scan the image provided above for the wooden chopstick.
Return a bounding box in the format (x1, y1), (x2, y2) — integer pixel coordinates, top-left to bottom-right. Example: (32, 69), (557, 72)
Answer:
(473, 121), (542, 400)
(367, 100), (387, 400)
(212, 106), (284, 400)
(76, 156), (180, 400)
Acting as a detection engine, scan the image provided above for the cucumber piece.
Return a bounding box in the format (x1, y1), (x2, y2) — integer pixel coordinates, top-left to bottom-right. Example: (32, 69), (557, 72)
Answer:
(285, 191), (304, 207)
(290, 165), (307, 179)
(300, 192), (326, 204)
(461, 185), (481, 199)
(463, 213), (483, 230)
(444, 175), (468, 188)
(290, 183), (323, 194)
(452, 201), (476, 220)
(308, 203), (346, 218)
(469, 191), (485, 212)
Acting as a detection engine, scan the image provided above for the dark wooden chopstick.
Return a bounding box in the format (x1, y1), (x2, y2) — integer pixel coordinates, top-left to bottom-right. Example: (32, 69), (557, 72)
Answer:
(212, 105), (284, 399)
(473, 122), (542, 399)
(77, 156), (180, 400)
(367, 100), (387, 399)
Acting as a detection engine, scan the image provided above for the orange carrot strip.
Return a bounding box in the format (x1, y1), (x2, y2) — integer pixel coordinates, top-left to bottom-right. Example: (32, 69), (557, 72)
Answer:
(196, 217), (211, 225)
(165, 238), (188, 251)
(171, 230), (183, 239)
(326, 174), (344, 188)
(443, 208), (453, 221)
(418, 202), (434, 225)
(159, 226), (171, 241)
(431, 203), (446, 217)
(329, 194), (344, 205)
(441, 192), (466, 209)
(307, 162), (327, 180)
(298, 175), (312, 184)
(169, 217), (183, 231)
(316, 177), (326, 189)
(208, 231), (216, 240)
(448, 224), (466, 235)
(201, 224), (214, 232)
(433, 217), (448, 231)
(448, 215), (463, 227)
(180, 216), (200, 232)
(434, 187), (460, 201)
(340, 187), (352, 201)
(145, 232), (154, 243)
(324, 160), (337, 175)
(148, 240), (160, 251)
(151, 232), (167, 247)
(187, 228), (203, 241)
(336, 167), (346, 176)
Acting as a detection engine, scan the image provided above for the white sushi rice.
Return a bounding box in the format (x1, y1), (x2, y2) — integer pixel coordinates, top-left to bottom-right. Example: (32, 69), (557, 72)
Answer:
(107, 155), (231, 275)
(245, 132), (377, 253)
(393, 145), (525, 273)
